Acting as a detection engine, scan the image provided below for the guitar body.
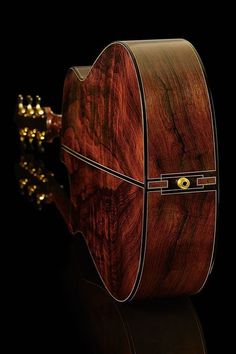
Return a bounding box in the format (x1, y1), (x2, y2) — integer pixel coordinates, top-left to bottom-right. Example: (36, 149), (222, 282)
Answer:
(61, 40), (218, 301)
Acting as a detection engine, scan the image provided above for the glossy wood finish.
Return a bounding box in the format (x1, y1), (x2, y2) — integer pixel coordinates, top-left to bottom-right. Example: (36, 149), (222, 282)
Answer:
(137, 191), (216, 298)
(61, 40), (217, 301)
(62, 44), (144, 182)
(44, 108), (62, 142)
(62, 154), (144, 300)
(127, 40), (216, 177)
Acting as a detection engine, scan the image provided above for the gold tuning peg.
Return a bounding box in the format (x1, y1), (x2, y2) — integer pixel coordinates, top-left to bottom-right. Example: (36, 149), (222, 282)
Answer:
(19, 160), (28, 169)
(26, 95), (34, 116)
(18, 94), (26, 115)
(19, 127), (29, 142)
(27, 184), (37, 196)
(36, 192), (52, 206)
(19, 178), (28, 189)
(27, 129), (37, 144)
(36, 193), (46, 204)
(35, 95), (44, 116)
(36, 130), (46, 141)
(28, 128), (37, 138)
(38, 173), (48, 183)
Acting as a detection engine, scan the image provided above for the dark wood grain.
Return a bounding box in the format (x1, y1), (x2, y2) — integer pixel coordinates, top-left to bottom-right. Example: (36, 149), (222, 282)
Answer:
(61, 40), (217, 301)
(136, 191), (216, 299)
(62, 151), (144, 300)
(62, 44), (144, 182)
(127, 40), (216, 177)
(44, 108), (62, 142)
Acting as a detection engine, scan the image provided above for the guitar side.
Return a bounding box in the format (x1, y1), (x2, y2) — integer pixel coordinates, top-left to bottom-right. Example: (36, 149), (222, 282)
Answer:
(61, 40), (218, 301)
(124, 40), (217, 299)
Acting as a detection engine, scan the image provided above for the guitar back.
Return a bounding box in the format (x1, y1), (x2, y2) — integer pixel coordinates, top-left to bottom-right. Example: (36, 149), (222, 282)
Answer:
(61, 40), (217, 301)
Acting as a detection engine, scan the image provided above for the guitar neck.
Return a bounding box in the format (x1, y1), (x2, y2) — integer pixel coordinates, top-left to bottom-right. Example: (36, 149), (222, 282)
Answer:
(44, 108), (62, 142)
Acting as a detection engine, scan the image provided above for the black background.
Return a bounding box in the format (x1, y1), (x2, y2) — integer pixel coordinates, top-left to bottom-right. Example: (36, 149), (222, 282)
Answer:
(3, 6), (232, 353)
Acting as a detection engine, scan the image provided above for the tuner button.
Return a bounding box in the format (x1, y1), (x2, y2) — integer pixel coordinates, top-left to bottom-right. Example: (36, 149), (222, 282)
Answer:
(36, 193), (46, 204)
(26, 95), (34, 116)
(19, 160), (28, 169)
(28, 129), (37, 140)
(26, 95), (33, 104)
(18, 94), (23, 103)
(36, 131), (46, 141)
(19, 178), (28, 189)
(31, 168), (37, 177)
(27, 184), (37, 196)
(36, 192), (53, 207)
(35, 95), (44, 116)
(35, 95), (41, 104)
(39, 174), (48, 183)
(17, 94), (26, 115)
(19, 127), (28, 136)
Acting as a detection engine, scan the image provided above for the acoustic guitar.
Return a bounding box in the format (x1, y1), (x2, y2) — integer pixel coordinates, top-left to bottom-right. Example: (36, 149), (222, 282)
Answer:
(16, 39), (218, 302)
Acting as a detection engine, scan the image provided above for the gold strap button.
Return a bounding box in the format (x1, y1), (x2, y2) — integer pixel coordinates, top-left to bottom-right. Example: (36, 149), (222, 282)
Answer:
(177, 177), (190, 190)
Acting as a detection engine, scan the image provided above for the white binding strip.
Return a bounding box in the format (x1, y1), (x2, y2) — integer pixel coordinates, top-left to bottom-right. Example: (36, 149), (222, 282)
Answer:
(128, 188), (148, 301)
(119, 42), (149, 301)
(147, 189), (215, 195)
(62, 144), (144, 188)
(185, 40), (217, 174)
(148, 169), (216, 180)
(161, 186), (204, 194)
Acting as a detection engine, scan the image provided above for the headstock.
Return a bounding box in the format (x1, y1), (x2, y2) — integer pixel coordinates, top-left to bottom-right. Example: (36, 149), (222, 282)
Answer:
(16, 154), (54, 208)
(16, 94), (62, 146)
(17, 95), (47, 145)
(16, 152), (70, 226)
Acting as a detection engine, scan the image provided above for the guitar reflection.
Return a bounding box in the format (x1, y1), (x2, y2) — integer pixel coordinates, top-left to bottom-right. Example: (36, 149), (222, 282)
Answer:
(15, 152), (207, 354)
(65, 236), (207, 354)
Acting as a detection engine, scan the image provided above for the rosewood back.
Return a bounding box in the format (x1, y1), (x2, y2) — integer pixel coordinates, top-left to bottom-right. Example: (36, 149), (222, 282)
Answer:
(60, 39), (217, 301)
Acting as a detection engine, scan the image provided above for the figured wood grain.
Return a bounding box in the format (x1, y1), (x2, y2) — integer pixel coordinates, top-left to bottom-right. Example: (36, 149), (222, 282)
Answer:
(135, 191), (216, 299)
(62, 150), (144, 300)
(126, 40), (216, 177)
(61, 40), (218, 301)
(62, 44), (144, 182)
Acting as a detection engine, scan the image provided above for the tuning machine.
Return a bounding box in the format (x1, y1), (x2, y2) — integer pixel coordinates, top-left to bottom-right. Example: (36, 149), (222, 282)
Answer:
(19, 178), (28, 189)
(36, 192), (53, 207)
(17, 94), (45, 117)
(25, 95), (34, 116)
(17, 94), (47, 147)
(18, 94), (26, 116)
(35, 95), (44, 116)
